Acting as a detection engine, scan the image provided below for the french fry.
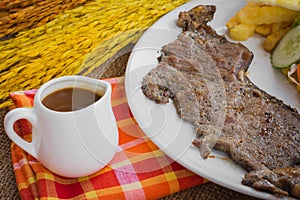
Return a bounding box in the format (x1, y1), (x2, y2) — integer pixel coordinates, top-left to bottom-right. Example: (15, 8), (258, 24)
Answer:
(226, 14), (239, 29)
(249, 0), (300, 12)
(255, 24), (272, 36)
(237, 5), (300, 25)
(227, 2), (300, 50)
(229, 23), (256, 41)
(263, 27), (290, 52)
(270, 22), (293, 33)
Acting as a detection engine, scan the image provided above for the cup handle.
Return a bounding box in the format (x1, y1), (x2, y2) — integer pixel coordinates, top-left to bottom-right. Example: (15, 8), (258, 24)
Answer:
(4, 108), (38, 158)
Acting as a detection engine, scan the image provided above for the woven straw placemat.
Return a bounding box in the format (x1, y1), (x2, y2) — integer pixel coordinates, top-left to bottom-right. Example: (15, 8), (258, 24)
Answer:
(0, 45), (261, 200)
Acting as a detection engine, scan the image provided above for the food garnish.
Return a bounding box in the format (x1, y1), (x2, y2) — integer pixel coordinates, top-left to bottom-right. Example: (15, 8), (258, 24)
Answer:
(271, 19), (300, 68)
(272, 17), (300, 92)
(287, 63), (300, 87)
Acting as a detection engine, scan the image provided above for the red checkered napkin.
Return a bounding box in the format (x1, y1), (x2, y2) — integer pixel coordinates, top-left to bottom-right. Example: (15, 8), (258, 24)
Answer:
(8, 77), (205, 200)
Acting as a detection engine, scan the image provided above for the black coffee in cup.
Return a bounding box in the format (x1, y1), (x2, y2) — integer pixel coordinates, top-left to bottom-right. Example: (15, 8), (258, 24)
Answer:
(42, 87), (103, 112)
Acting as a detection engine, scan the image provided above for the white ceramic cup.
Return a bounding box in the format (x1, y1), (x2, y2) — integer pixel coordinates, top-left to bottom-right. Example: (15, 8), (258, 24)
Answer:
(4, 76), (119, 178)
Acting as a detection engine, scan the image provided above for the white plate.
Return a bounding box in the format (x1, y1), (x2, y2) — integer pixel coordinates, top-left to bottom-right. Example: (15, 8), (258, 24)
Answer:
(125, 0), (300, 199)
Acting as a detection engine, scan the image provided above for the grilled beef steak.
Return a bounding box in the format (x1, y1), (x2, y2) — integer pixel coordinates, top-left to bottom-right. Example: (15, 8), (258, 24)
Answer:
(242, 168), (300, 197)
(141, 5), (300, 198)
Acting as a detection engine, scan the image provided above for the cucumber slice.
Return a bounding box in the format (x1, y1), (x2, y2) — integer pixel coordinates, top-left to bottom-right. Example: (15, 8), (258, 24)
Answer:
(271, 25), (300, 68)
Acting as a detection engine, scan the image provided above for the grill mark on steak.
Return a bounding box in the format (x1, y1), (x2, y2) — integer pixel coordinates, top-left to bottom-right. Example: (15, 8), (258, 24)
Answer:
(141, 5), (300, 197)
